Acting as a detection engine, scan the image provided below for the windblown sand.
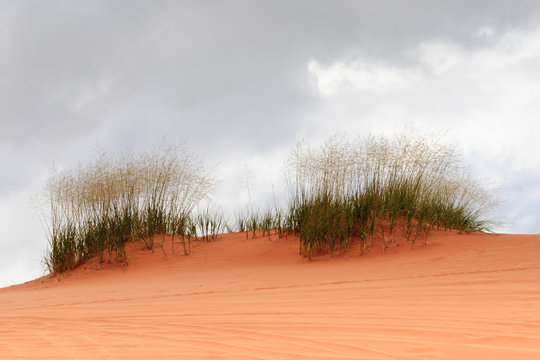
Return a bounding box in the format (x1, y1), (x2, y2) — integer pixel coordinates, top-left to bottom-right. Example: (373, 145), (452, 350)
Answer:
(2, 231), (540, 359)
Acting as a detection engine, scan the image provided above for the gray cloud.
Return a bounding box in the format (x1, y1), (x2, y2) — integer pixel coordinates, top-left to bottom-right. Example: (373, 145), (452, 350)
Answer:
(3, 1), (539, 150)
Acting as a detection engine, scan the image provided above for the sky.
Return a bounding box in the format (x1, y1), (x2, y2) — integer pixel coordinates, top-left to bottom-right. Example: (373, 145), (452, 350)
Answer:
(1, 0), (540, 287)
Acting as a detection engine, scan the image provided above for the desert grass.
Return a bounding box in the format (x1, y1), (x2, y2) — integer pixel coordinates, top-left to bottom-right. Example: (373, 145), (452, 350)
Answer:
(234, 208), (286, 239)
(285, 134), (494, 258)
(43, 144), (216, 273)
(42, 133), (494, 271)
(195, 205), (226, 242)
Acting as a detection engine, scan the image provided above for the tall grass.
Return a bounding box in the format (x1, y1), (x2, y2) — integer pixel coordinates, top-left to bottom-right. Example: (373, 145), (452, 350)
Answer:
(43, 145), (216, 273)
(286, 134), (493, 258)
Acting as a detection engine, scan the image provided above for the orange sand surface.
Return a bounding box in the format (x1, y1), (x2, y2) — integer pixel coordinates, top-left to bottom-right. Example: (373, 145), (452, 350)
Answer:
(2, 231), (540, 359)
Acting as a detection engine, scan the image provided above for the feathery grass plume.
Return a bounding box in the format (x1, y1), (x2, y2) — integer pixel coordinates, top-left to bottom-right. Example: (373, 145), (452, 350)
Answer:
(43, 143), (216, 273)
(286, 133), (494, 258)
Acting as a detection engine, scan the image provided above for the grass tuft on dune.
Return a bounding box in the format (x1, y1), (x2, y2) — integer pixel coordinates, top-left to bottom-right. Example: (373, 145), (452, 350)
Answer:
(43, 144), (216, 273)
(285, 134), (494, 258)
(41, 133), (495, 273)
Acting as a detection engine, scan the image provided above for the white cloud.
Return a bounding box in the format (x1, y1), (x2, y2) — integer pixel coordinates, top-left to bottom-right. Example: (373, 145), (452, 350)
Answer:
(307, 25), (540, 173)
(416, 40), (465, 74)
(307, 59), (421, 95)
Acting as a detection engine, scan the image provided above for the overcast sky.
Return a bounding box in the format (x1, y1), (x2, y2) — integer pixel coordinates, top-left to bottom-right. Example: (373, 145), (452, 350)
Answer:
(1, 0), (540, 287)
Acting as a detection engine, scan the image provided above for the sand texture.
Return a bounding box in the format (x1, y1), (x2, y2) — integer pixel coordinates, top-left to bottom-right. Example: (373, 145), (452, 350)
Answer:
(2, 231), (540, 359)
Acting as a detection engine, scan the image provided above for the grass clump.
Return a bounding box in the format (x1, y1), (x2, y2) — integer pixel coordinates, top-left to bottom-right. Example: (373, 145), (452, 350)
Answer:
(234, 208), (286, 239)
(195, 205), (226, 242)
(43, 144), (215, 274)
(286, 133), (493, 258)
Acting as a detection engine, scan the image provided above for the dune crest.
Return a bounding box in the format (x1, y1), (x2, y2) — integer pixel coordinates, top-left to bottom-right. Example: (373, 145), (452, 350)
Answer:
(2, 231), (540, 359)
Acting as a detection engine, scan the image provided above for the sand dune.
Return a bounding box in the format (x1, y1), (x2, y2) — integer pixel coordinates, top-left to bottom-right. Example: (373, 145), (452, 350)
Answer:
(2, 231), (540, 359)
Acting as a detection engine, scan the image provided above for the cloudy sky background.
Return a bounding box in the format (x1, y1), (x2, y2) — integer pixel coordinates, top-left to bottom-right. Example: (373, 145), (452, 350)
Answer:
(1, 0), (540, 287)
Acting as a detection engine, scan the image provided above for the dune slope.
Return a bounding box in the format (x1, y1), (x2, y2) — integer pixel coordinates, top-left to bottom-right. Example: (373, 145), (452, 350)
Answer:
(2, 231), (540, 359)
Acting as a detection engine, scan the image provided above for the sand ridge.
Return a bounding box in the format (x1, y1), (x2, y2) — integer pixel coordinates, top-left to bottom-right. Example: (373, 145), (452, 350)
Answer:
(2, 231), (540, 359)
